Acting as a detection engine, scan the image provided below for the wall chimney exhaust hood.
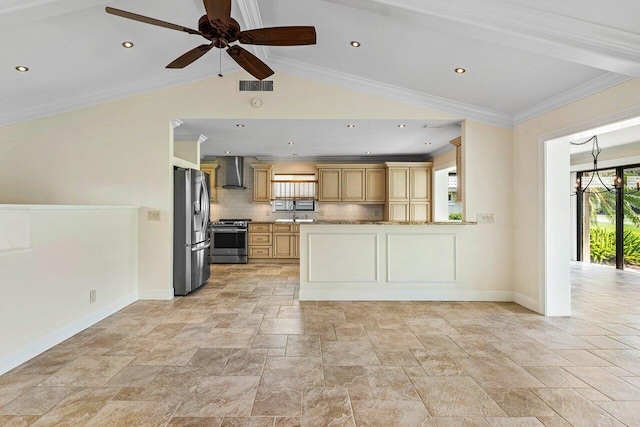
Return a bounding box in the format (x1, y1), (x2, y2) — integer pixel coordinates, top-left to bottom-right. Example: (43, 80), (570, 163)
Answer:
(222, 156), (245, 189)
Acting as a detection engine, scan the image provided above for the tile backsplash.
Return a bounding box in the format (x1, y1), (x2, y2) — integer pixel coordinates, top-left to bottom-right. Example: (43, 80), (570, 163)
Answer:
(209, 159), (383, 222)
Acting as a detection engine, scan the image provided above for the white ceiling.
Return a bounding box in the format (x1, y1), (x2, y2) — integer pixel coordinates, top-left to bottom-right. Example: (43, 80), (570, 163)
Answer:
(176, 119), (461, 160)
(2, 0), (639, 158)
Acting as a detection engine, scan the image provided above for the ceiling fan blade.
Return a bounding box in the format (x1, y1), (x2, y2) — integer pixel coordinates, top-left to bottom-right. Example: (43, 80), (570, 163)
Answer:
(105, 7), (202, 36)
(238, 26), (317, 46)
(166, 44), (214, 69)
(203, 0), (231, 31)
(227, 45), (274, 80)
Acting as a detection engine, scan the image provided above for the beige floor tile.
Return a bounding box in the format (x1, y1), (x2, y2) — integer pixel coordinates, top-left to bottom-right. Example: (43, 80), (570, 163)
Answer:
(259, 319), (305, 335)
(221, 417), (275, 427)
(488, 341), (571, 367)
(564, 366), (640, 400)
(223, 349), (268, 376)
(432, 418), (491, 427)
(579, 335), (633, 350)
(322, 341), (380, 366)
(251, 387), (302, 417)
(589, 349), (640, 375)
(334, 323), (369, 342)
(0, 386), (75, 416)
(30, 388), (119, 427)
(411, 376), (506, 417)
(167, 417), (224, 426)
(374, 349), (420, 366)
(103, 365), (164, 387)
(176, 376), (260, 417)
(531, 388), (624, 426)
(260, 357), (323, 389)
(484, 418), (544, 426)
(366, 329), (424, 350)
(285, 335), (321, 357)
(0, 414), (40, 426)
(553, 350), (613, 367)
(41, 356), (133, 387)
(522, 367), (588, 388)
(323, 366), (373, 401)
(596, 401), (640, 426)
(412, 350), (467, 376)
(85, 400), (178, 426)
(452, 357), (545, 389)
(203, 328), (258, 348)
(535, 416), (572, 427)
(363, 366), (421, 401)
(351, 400), (434, 426)
(0, 375), (47, 407)
(252, 335), (288, 349)
(301, 387), (354, 427)
(484, 389), (555, 417)
(275, 416), (301, 427)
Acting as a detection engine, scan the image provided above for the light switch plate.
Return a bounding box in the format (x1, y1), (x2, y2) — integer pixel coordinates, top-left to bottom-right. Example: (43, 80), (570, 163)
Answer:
(477, 213), (495, 224)
(147, 210), (161, 221)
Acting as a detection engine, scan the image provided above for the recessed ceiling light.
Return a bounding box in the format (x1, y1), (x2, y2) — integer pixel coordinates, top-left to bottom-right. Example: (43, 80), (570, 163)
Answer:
(224, 150), (231, 154)
(15, 66), (29, 72)
(350, 41), (361, 48)
(288, 142), (295, 146)
(425, 142), (432, 145)
(122, 41), (134, 48)
(347, 124), (355, 128)
(454, 67), (466, 74)
(292, 153), (299, 156)
(236, 124), (244, 128)
(365, 151), (372, 154)
(397, 124), (406, 128)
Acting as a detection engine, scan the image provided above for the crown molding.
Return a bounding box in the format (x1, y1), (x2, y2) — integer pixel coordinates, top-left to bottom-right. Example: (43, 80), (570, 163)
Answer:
(514, 73), (632, 125)
(236, 0), (270, 60)
(256, 154), (430, 163)
(323, 0), (640, 77)
(268, 55), (514, 130)
(0, 64), (241, 127)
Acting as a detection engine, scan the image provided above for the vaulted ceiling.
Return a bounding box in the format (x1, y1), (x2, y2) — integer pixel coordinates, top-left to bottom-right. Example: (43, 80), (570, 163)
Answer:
(1, 0), (638, 131)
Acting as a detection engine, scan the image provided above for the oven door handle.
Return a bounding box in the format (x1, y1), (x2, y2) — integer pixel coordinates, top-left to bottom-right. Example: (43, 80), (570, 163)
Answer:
(213, 228), (246, 233)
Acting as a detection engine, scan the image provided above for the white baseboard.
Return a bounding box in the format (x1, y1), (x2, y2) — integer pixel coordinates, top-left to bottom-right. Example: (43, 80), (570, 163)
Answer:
(513, 292), (541, 313)
(299, 288), (514, 302)
(0, 292), (137, 376)
(138, 288), (174, 300)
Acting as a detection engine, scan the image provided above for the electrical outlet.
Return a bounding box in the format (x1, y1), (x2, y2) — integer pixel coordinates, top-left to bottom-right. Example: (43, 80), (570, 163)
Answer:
(477, 213), (495, 224)
(89, 290), (96, 304)
(147, 210), (161, 221)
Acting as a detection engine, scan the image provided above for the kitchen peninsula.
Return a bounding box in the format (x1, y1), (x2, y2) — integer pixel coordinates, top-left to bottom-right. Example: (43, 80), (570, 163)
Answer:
(298, 221), (511, 302)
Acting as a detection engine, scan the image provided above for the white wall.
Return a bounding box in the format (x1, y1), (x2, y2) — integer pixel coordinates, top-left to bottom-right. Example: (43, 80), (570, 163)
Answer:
(0, 206), (138, 374)
(513, 78), (640, 307)
(0, 71), (455, 298)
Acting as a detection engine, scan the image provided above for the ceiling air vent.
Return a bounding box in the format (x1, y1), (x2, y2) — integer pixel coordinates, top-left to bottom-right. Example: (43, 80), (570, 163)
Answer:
(238, 80), (274, 92)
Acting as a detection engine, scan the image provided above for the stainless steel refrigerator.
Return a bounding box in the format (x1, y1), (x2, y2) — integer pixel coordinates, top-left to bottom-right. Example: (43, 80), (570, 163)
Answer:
(173, 168), (211, 296)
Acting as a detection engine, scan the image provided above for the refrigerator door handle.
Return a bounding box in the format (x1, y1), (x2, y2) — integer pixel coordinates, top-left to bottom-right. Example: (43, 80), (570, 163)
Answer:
(201, 177), (210, 232)
(191, 240), (211, 252)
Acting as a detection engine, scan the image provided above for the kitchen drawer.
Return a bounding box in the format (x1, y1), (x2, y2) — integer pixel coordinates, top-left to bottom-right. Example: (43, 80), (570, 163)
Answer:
(249, 223), (272, 233)
(273, 223), (295, 232)
(249, 233), (273, 245)
(249, 246), (272, 258)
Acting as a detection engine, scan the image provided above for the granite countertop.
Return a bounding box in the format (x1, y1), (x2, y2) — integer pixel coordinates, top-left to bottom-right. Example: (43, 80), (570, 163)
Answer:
(258, 220), (477, 225)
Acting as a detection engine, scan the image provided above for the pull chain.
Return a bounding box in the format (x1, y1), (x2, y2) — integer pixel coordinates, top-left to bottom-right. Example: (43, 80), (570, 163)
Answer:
(218, 47), (223, 78)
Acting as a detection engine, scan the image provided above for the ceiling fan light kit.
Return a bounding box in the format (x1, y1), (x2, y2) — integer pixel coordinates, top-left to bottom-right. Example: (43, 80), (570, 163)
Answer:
(105, 0), (316, 81)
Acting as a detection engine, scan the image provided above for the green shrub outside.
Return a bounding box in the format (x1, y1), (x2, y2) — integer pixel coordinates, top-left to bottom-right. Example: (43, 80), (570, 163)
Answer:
(448, 212), (462, 221)
(589, 227), (640, 265)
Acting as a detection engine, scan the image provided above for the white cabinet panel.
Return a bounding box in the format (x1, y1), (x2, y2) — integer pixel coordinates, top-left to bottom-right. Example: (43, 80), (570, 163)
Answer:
(308, 233), (378, 282)
(387, 234), (456, 282)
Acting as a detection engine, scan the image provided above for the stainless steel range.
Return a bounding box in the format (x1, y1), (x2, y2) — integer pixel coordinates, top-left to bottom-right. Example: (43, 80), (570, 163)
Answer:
(208, 219), (250, 264)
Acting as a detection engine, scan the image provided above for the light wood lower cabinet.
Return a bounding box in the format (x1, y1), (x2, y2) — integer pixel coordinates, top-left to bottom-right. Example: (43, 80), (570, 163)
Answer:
(249, 223), (299, 260)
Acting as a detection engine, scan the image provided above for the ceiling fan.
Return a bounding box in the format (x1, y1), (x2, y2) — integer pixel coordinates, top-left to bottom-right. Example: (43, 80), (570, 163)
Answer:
(105, 0), (316, 80)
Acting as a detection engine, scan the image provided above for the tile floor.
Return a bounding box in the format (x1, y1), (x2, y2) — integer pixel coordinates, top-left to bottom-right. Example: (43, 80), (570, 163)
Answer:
(1, 262), (640, 426)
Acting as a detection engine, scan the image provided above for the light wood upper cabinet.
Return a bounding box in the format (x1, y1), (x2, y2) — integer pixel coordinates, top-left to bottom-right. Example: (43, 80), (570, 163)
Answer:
(365, 169), (386, 202)
(318, 168), (342, 201)
(252, 164), (273, 202)
(410, 167), (431, 202)
(200, 164), (219, 203)
(384, 162), (433, 222)
(342, 168), (366, 202)
(387, 167), (410, 201)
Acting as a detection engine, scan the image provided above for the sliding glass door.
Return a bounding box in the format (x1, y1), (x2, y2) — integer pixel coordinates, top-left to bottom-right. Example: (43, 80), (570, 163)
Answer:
(623, 167), (640, 271)
(578, 164), (640, 271)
